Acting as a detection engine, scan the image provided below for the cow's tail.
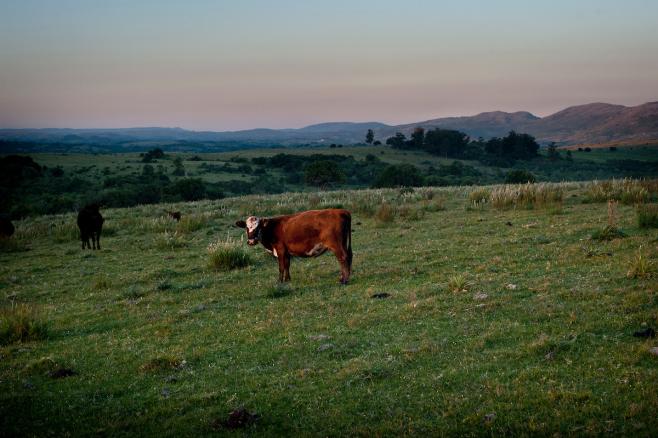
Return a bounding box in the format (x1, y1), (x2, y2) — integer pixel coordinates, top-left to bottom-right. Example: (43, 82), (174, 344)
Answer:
(344, 212), (352, 273)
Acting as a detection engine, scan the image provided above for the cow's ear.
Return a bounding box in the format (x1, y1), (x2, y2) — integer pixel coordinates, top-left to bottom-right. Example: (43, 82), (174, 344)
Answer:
(260, 219), (269, 228)
(235, 220), (247, 228)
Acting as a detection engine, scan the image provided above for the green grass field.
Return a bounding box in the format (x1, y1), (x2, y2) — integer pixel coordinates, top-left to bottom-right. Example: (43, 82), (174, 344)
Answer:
(1, 182), (657, 436)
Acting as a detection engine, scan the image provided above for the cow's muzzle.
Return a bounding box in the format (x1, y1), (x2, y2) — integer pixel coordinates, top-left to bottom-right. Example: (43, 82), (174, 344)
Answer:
(247, 239), (258, 246)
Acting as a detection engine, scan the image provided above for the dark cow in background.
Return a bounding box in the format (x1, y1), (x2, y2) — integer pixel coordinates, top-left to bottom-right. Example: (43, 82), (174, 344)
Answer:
(77, 203), (104, 250)
(0, 214), (14, 238)
(236, 209), (352, 284)
(166, 210), (182, 222)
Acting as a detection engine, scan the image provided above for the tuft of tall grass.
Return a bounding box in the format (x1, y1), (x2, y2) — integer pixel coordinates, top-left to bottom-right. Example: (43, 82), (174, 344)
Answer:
(489, 183), (563, 210)
(154, 231), (187, 250)
(176, 214), (209, 233)
(636, 204), (658, 228)
(207, 238), (253, 271)
(626, 247), (653, 279)
(447, 274), (470, 293)
(0, 304), (49, 346)
(468, 188), (490, 209)
(584, 178), (652, 204)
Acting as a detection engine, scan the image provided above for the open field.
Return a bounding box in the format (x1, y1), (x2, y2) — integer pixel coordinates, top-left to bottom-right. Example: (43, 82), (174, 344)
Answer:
(1, 181), (658, 435)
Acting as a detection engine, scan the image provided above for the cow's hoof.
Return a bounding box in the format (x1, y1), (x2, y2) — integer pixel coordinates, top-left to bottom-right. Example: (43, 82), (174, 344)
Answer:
(340, 279), (349, 285)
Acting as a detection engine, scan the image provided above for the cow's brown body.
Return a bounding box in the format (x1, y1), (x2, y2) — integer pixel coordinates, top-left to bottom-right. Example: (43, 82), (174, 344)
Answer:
(236, 209), (352, 284)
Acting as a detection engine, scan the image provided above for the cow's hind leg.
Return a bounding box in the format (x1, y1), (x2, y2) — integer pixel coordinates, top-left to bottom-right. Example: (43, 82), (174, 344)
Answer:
(331, 246), (350, 285)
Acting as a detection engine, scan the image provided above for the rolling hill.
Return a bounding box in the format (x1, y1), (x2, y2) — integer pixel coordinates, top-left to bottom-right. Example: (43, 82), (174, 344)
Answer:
(1, 102), (657, 151)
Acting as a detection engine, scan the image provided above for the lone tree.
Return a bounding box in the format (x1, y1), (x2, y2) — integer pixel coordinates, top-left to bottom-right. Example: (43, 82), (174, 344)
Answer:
(365, 129), (374, 145)
(304, 160), (345, 188)
(411, 127), (425, 149)
(546, 142), (560, 161)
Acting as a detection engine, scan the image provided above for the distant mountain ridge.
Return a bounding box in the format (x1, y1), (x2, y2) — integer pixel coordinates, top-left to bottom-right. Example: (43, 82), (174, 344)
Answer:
(1, 102), (657, 152)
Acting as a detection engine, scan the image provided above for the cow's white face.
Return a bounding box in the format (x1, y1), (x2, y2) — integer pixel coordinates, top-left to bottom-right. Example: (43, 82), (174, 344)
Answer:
(245, 216), (260, 245)
(235, 216), (261, 245)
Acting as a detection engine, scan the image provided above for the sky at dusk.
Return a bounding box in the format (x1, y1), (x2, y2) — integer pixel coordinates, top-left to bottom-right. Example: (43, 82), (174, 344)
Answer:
(1, 0), (657, 130)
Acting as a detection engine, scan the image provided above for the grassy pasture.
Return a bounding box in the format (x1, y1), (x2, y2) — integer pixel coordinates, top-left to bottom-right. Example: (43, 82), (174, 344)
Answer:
(1, 183), (657, 436)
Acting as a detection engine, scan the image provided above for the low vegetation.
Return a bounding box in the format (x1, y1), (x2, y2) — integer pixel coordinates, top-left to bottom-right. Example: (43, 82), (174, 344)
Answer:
(0, 304), (49, 346)
(637, 203), (658, 228)
(1, 180), (657, 435)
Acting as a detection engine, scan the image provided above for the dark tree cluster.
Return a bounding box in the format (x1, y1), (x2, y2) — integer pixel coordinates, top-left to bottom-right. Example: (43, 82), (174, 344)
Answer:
(140, 148), (166, 163)
(384, 128), (540, 163)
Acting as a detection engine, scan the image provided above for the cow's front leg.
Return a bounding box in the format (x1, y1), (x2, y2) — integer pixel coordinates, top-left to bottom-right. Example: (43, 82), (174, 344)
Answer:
(283, 253), (291, 282)
(277, 250), (291, 282)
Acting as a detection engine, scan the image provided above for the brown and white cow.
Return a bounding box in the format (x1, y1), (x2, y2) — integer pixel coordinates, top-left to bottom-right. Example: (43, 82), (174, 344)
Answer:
(236, 209), (352, 284)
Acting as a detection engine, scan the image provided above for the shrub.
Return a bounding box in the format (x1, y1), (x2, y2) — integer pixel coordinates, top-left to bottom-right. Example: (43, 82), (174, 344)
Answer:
(505, 170), (536, 184)
(637, 204), (658, 228)
(208, 238), (253, 271)
(0, 304), (49, 345)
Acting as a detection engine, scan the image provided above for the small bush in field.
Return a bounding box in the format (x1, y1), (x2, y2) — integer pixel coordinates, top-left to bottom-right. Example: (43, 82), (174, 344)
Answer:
(375, 203), (395, 224)
(208, 239), (253, 271)
(637, 204), (658, 228)
(0, 304), (49, 346)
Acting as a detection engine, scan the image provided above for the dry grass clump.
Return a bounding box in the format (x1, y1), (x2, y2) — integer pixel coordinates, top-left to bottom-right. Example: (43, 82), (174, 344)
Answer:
(584, 178), (652, 204)
(489, 183), (563, 210)
(208, 238), (253, 271)
(636, 204), (658, 228)
(375, 203), (395, 224)
(468, 188), (490, 208)
(591, 200), (627, 241)
(0, 304), (49, 346)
